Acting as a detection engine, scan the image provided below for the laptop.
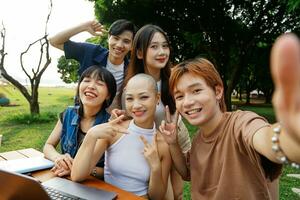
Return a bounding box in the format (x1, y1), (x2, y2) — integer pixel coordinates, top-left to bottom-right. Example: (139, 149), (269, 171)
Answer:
(0, 169), (117, 200)
(0, 157), (54, 174)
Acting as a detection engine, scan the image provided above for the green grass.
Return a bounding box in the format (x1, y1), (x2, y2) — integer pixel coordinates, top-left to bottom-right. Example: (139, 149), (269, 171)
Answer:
(0, 85), (75, 152)
(0, 87), (299, 199)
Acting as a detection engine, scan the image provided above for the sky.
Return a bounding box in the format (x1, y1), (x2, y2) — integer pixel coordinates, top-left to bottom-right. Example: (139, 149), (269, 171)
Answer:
(0, 0), (95, 86)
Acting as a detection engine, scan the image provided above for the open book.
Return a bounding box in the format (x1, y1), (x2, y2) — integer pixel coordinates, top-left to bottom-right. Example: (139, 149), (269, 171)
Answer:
(0, 157), (54, 173)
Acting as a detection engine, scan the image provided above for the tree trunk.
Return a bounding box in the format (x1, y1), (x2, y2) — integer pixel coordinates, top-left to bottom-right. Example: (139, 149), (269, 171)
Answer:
(30, 99), (39, 115)
(30, 85), (40, 115)
(0, 1), (52, 116)
(263, 88), (273, 104)
(225, 81), (233, 111)
(246, 89), (251, 104)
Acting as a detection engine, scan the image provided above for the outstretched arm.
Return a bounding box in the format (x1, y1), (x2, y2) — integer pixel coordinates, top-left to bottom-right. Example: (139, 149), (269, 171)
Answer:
(253, 33), (300, 165)
(49, 20), (106, 50)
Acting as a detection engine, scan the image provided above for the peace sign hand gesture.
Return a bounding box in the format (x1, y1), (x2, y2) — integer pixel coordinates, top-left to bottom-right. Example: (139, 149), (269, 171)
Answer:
(88, 115), (129, 140)
(140, 135), (161, 169)
(159, 105), (179, 145)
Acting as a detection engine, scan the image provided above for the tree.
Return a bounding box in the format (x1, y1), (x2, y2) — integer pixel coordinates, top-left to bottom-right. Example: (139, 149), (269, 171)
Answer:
(0, 0), (52, 115)
(91, 0), (300, 110)
(57, 56), (79, 83)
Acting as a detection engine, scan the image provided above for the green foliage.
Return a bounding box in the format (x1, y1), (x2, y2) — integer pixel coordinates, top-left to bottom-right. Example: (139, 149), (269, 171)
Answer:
(86, 35), (108, 49)
(287, 0), (300, 11)
(4, 112), (58, 124)
(57, 56), (80, 83)
(93, 0), (300, 110)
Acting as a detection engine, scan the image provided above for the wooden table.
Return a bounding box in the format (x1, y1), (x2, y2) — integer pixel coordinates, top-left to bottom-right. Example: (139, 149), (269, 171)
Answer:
(0, 148), (144, 200)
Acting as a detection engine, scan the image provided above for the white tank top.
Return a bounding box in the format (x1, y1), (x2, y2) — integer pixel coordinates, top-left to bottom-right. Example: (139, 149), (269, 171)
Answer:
(104, 120), (156, 196)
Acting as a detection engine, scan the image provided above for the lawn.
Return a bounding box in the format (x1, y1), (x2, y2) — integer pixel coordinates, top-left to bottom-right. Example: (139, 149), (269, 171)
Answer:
(0, 86), (299, 199)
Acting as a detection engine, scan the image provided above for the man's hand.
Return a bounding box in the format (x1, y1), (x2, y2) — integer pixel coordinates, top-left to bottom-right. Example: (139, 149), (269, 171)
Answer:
(271, 33), (300, 143)
(159, 106), (178, 145)
(83, 20), (107, 37)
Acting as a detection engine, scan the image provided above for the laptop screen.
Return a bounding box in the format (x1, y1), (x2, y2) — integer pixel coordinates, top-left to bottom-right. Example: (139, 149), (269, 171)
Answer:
(0, 169), (117, 200)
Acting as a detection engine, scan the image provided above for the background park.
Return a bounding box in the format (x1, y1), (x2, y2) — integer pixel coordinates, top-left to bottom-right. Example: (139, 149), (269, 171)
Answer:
(0, 0), (300, 199)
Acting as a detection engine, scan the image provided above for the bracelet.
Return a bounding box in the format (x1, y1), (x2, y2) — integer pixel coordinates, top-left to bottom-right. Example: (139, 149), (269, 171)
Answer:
(271, 125), (299, 169)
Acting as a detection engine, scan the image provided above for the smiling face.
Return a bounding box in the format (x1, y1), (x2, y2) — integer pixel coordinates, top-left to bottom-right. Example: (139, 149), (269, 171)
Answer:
(138, 32), (170, 78)
(108, 30), (133, 65)
(125, 75), (159, 128)
(79, 74), (109, 110)
(173, 73), (223, 127)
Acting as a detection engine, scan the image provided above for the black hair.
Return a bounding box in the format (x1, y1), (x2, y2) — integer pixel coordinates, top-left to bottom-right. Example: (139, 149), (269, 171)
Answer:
(76, 65), (116, 116)
(108, 19), (137, 37)
(121, 24), (176, 115)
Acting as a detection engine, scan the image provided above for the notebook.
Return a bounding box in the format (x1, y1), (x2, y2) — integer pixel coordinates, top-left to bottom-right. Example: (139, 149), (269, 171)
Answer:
(0, 156), (54, 173)
(0, 169), (117, 200)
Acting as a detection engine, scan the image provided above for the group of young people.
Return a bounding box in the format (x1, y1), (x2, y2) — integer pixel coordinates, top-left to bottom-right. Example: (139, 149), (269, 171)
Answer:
(43, 18), (300, 200)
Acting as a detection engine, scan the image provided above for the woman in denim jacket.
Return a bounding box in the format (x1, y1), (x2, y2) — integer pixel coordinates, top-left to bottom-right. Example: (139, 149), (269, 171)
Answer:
(43, 65), (116, 178)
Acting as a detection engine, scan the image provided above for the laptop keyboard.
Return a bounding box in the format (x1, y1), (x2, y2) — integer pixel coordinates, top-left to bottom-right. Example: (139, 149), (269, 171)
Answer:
(43, 185), (86, 200)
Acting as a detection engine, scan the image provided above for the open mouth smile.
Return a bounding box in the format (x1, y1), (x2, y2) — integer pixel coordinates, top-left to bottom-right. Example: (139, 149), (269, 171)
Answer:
(186, 108), (202, 115)
(84, 91), (97, 98)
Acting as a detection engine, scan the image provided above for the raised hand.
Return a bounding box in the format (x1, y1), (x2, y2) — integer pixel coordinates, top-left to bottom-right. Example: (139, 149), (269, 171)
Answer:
(88, 115), (129, 140)
(84, 20), (107, 37)
(159, 105), (178, 145)
(109, 108), (126, 121)
(140, 135), (160, 169)
(51, 153), (73, 177)
(271, 33), (300, 143)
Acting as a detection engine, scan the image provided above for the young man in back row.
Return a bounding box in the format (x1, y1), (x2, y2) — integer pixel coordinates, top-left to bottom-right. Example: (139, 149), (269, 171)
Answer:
(49, 19), (137, 109)
(46, 19), (137, 179)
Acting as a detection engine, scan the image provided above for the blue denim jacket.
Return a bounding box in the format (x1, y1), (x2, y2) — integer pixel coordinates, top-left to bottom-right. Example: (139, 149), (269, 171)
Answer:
(64, 40), (129, 75)
(60, 106), (110, 167)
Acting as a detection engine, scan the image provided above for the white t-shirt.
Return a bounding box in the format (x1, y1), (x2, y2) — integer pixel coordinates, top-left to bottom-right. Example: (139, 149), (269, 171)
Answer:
(106, 60), (124, 93)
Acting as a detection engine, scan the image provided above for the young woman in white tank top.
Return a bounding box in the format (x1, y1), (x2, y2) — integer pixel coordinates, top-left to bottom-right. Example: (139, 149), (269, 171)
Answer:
(71, 74), (171, 199)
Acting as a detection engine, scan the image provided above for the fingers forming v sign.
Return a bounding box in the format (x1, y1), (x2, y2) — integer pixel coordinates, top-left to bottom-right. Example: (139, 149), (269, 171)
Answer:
(89, 115), (129, 140)
(105, 115), (129, 138)
(140, 135), (160, 168)
(109, 109), (126, 121)
(159, 105), (179, 145)
(271, 33), (300, 142)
